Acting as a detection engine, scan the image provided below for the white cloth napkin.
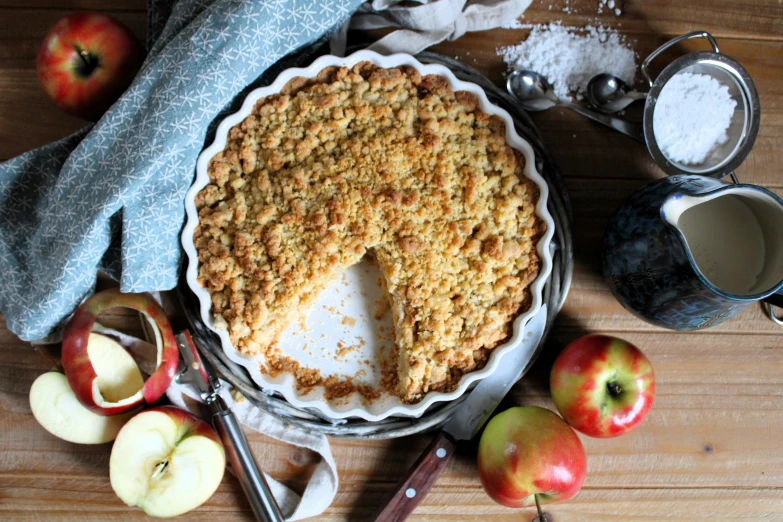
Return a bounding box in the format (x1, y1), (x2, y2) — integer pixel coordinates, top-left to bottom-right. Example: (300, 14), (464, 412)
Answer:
(331, 0), (532, 55)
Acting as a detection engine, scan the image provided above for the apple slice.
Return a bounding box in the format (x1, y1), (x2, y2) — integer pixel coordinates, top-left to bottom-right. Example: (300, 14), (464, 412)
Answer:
(29, 372), (136, 444)
(110, 406), (226, 517)
(88, 332), (145, 403)
(62, 289), (179, 415)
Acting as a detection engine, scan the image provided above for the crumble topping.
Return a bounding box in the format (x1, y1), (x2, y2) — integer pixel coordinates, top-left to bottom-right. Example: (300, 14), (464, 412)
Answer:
(194, 62), (541, 402)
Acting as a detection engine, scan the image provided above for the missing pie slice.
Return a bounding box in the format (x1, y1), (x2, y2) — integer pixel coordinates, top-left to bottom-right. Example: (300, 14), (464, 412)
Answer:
(193, 62), (543, 403)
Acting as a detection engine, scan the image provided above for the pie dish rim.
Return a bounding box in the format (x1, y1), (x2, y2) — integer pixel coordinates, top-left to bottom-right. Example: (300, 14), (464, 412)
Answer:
(181, 50), (555, 421)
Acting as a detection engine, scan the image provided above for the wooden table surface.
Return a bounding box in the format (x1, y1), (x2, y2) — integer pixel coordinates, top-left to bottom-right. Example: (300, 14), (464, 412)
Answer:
(2, 1), (782, 520)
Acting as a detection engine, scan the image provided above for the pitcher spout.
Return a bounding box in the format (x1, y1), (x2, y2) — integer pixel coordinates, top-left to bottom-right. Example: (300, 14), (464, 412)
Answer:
(660, 183), (783, 299)
(660, 192), (703, 229)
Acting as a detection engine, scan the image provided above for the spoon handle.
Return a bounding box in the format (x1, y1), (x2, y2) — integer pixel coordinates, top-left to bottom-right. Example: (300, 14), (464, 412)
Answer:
(561, 101), (646, 143)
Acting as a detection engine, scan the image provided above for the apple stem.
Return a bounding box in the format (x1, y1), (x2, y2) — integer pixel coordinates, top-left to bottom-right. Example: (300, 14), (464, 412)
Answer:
(73, 47), (99, 77)
(607, 381), (622, 397)
(534, 493), (545, 522)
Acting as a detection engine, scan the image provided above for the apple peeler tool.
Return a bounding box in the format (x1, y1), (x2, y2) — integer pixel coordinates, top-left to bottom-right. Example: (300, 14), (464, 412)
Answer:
(175, 330), (284, 522)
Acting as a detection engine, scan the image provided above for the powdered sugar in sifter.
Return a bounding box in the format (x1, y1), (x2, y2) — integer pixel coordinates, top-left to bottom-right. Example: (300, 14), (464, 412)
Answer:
(641, 31), (760, 179)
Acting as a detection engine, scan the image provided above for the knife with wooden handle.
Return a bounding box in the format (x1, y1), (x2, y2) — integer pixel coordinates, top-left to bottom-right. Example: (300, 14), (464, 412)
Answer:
(369, 305), (548, 522)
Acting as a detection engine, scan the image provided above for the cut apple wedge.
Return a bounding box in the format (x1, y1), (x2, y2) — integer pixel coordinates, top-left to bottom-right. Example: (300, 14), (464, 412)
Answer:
(29, 372), (137, 444)
(62, 288), (179, 415)
(110, 406), (226, 517)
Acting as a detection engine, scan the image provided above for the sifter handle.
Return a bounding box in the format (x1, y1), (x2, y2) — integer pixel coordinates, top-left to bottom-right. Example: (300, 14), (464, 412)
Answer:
(213, 409), (285, 522)
(642, 31), (720, 88)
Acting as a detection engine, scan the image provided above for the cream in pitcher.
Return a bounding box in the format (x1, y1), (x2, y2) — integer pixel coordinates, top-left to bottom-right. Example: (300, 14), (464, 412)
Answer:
(669, 191), (783, 297)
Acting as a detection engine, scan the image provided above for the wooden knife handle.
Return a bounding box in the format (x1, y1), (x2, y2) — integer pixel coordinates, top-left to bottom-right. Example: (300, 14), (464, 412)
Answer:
(370, 430), (458, 522)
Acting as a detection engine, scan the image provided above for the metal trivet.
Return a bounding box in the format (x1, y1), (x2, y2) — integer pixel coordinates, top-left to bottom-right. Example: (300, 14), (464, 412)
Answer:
(177, 50), (574, 439)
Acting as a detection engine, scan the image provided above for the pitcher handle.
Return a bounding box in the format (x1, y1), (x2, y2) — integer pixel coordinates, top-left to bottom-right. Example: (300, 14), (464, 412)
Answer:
(763, 294), (783, 326)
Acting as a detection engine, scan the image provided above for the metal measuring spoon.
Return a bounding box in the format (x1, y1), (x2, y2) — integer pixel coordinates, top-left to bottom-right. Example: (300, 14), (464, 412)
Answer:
(586, 73), (646, 113)
(506, 69), (645, 143)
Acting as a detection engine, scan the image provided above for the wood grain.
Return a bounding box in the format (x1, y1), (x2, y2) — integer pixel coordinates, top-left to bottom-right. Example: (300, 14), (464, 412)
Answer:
(0, 1), (145, 9)
(516, 0), (783, 41)
(1, 0), (783, 520)
(3, 481), (783, 521)
(4, 30), (783, 187)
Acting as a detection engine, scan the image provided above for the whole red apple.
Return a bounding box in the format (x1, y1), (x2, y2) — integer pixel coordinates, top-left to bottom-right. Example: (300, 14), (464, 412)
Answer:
(36, 12), (145, 121)
(550, 334), (655, 438)
(478, 406), (587, 509)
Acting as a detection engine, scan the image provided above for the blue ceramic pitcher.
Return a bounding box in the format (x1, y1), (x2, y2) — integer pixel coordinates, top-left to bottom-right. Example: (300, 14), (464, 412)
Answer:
(603, 175), (783, 330)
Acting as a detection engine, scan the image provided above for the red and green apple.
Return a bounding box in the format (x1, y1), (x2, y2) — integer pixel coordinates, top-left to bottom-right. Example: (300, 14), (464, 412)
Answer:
(36, 12), (145, 121)
(550, 334), (655, 438)
(478, 406), (587, 510)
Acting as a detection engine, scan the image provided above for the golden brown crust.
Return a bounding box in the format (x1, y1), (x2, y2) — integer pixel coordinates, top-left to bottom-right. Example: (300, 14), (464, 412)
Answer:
(194, 62), (542, 402)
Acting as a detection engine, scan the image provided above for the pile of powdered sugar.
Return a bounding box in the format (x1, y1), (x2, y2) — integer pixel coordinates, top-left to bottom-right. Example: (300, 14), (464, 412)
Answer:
(652, 72), (738, 165)
(498, 23), (636, 99)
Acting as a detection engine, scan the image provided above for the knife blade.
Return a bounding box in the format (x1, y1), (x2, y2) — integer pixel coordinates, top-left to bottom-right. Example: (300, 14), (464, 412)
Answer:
(174, 330), (284, 522)
(369, 305), (548, 522)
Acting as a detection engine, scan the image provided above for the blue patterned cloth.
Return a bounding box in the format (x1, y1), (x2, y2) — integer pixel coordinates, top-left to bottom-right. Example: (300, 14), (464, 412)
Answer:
(0, 0), (361, 341)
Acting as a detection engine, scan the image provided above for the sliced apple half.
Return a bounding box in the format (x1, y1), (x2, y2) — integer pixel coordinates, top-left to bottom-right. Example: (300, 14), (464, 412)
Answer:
(110, 406), (226, 517)
(62, 288), (179, 415)
(29, 371), (137, 444)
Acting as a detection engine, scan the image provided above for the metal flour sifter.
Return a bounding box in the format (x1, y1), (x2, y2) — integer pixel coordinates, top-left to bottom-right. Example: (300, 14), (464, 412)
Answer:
(642, 31), (760, 179)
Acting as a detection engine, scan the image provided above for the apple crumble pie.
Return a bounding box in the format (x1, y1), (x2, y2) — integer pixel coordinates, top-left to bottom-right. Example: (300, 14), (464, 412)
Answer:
(193, 62), (542, 402)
